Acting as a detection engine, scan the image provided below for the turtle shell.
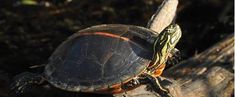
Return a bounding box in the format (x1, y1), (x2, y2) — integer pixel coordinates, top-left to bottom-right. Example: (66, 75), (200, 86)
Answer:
(44, 24), (158, 92)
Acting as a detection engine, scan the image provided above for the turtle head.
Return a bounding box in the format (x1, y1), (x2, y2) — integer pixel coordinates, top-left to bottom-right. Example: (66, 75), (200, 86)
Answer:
(150, 24), (181, 69)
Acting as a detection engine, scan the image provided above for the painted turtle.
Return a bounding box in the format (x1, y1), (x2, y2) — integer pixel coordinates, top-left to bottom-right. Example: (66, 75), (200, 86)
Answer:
(10, 2), (182, 95)
(11, 24), (181, 96)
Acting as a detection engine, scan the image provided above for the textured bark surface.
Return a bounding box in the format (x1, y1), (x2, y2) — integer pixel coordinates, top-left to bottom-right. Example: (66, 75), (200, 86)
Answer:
(164, 34), (234, 97)
(147, 0), (178, 33)
(114, 34), (234, 97)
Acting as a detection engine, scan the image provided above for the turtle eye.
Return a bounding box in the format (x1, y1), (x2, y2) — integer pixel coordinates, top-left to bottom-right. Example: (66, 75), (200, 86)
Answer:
(166, 29), (171, 33)
(166, 25), (177, 33)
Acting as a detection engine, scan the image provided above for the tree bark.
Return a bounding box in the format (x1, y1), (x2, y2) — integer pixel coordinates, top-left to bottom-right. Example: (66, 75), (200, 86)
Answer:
(164, 34), (234, 97)
(147, 0), (178, 33)
(114, 34), (234, 97)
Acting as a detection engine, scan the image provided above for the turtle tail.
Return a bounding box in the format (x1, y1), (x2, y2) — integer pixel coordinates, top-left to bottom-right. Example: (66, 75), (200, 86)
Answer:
(10, 72), (44, 96)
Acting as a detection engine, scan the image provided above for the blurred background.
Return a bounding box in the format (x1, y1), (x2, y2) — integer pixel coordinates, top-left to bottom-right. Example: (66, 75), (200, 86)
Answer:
(0, 0), (233, 97)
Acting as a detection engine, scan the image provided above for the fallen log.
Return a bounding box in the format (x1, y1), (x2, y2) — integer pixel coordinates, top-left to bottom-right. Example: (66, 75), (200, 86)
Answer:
(164, 34), (234, 97)
(114, 34), (234, 97)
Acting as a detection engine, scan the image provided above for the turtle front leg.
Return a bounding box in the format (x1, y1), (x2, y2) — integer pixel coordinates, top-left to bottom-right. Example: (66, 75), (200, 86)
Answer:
(153, 64), (166, 77)
(166, 48), (182, 67)
(10, 72), (44, 96)
(144, 74), (173, 97)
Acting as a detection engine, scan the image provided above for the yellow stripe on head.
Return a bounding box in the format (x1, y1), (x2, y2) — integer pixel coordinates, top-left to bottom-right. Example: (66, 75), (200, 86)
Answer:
(150, 24), (181, 69)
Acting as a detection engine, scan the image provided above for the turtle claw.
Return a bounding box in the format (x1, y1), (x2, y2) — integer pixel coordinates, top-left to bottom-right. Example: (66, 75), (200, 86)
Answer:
(10, 73), (28, 96)
(167, 49), (182, 66)
(10, 72), (44, 96)
(144, 74), (173, 97)
(11, 82), (29, 96)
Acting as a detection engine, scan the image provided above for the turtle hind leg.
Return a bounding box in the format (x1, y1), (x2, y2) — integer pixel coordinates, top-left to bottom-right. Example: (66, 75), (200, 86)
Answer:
(10, 72), (44, 96)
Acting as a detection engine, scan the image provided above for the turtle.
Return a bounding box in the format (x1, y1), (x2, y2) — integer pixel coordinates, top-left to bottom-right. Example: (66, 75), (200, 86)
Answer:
(10, 9), (182, 97)
(10, 23), (181, 96)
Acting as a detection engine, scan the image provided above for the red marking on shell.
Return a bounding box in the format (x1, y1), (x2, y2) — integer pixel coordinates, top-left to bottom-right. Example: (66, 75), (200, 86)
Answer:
(79, 32), (130, 41)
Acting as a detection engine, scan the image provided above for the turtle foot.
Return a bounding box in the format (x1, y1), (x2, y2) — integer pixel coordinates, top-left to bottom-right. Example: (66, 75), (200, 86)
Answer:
(145, 74), (173, 97)
(10, 72), (43, 96)
(167, 49), (182, 66)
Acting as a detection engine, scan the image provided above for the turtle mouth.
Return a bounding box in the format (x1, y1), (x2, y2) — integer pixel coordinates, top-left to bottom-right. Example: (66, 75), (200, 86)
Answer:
(169, 24), (182, 45)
